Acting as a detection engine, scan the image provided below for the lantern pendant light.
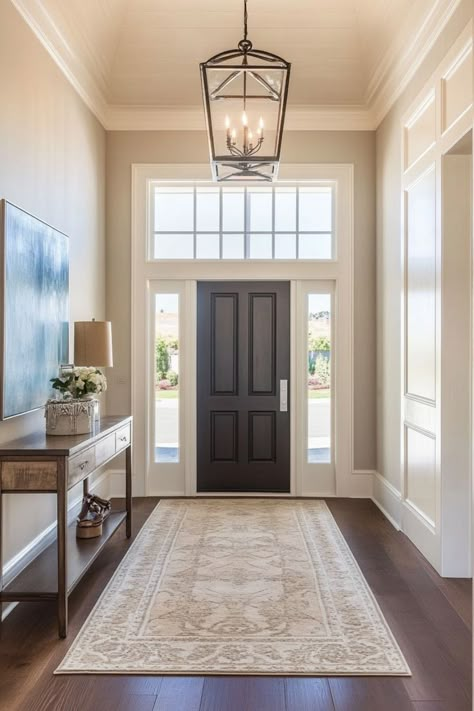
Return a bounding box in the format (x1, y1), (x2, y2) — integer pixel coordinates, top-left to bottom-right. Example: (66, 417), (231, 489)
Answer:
(200, 0), (291, 182)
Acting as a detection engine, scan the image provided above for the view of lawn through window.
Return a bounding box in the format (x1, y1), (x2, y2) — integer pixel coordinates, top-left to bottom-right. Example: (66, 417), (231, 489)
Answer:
(152, 184), (334, 260)
(307, 293), (331, 463)
(155, 294), (179, 463)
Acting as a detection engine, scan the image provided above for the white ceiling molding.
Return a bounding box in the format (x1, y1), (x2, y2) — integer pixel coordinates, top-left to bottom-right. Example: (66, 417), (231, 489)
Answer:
(10, 0), (468, 132)
(10, 0), (109, 126)
(366, 0), (463, 126)
(105, 105), (376, 132)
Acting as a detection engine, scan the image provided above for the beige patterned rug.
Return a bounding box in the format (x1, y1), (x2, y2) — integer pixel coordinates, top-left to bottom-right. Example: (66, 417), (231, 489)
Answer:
(56, 499), (410, 676)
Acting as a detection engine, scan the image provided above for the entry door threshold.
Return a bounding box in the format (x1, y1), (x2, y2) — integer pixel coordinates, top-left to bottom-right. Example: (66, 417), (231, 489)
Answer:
(194, 492), (293, 498)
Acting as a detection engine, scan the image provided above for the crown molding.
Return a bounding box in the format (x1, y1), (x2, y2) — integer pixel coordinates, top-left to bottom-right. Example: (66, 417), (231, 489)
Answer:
(10, 0), (109, 126)
(11, 0), (469, 133)
(366, 0), (464, 126)
(104, 104), (375, 131)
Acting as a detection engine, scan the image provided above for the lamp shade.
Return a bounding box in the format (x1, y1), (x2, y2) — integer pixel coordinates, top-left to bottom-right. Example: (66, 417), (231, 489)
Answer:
(74, 321), (113, 367)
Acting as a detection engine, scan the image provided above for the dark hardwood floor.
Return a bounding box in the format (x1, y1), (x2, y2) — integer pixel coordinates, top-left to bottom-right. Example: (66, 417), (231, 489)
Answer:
(0, 498), (471, 711)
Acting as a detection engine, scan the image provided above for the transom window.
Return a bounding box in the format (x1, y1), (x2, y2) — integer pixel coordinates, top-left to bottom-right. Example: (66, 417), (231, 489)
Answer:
(150, 183), (335, 260)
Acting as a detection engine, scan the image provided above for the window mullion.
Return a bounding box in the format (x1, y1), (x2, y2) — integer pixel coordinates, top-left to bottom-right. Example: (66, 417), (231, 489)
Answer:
(272, 188), (275, 259)
(193, 187), (197, 259)
(296, 186), (300, 259)
(244, 187), (249, 259)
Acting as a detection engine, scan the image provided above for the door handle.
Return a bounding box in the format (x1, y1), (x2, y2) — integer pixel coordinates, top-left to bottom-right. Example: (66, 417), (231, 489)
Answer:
(280, 380), (288, 412)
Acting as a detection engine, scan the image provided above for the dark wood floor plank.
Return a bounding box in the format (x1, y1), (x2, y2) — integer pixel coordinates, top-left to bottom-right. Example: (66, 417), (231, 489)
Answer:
(0, 498), (471, 711)
(199, 678), (248, 711)
(329, 678), (415, 711)
(285, 678), (335, 710)
(200, 677), (286, 711)
(152, 676), (204, 711)
(326, 499), (472, 705)
(412, 703), (472, 711)
(117, 695), (157, 711)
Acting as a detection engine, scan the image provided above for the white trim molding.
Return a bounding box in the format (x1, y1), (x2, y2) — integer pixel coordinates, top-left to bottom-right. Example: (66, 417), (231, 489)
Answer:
(10, 0), (469, 131)
(372, 472), (402, 531)
(105, 104), (375, 132)
(10, 0), (109, 126)
(367, 0), (464, 126)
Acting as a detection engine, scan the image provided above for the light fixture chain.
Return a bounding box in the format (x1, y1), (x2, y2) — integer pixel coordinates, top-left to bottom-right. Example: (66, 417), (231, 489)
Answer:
(244, 0), (248, 41)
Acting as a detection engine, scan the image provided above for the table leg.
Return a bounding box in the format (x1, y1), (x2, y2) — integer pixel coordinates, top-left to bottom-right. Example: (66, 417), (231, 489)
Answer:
(83, 477), (89, 497)
(57, 462), (68, 638)
(125, 445), (132, 539)
(0, 475), (3, 635)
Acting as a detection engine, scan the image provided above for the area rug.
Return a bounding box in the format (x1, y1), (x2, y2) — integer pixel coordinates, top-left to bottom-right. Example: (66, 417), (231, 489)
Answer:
(56, 499), (410, 676)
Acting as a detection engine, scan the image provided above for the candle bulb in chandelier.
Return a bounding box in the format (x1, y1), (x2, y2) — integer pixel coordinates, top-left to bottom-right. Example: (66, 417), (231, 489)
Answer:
(242, 111), (248, 153)
(225, 115), (231, 142)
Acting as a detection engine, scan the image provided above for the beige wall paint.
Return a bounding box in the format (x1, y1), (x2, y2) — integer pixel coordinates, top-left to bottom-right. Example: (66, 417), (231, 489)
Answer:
(106, 130), (376, 471)
(0, 1), (106, 567)
(376, 0), (473, 489)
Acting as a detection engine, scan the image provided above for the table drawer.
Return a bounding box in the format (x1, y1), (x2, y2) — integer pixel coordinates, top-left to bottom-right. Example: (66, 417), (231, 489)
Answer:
(95, 433), (116, 467)
(1, 460), (57, 491)
(68, 447), (96, 488)
(115, 424), (131, 452)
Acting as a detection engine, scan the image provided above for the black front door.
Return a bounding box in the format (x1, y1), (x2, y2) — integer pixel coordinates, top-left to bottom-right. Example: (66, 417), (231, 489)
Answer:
(197, 281), (290, 492)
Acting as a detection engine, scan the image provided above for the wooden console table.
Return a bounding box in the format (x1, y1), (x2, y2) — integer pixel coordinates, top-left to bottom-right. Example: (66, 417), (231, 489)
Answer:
(0, 415), (132, 638)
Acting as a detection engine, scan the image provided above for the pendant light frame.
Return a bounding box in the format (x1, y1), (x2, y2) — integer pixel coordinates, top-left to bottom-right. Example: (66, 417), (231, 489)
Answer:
(200, 1), (291, 182)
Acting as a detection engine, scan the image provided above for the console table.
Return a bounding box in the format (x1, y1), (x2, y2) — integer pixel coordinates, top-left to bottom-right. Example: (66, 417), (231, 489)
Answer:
(0, 415), (132, 638)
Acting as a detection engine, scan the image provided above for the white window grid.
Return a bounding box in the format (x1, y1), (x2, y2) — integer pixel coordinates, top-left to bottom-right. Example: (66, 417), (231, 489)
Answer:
(149, 182), (336, 261)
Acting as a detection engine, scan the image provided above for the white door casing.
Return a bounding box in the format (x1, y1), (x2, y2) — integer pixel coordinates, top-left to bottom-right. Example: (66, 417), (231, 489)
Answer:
(131, 163), (369, 498)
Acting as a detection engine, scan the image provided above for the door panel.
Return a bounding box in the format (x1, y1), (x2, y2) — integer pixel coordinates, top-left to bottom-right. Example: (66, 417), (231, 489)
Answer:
(197, 281), (290, 492)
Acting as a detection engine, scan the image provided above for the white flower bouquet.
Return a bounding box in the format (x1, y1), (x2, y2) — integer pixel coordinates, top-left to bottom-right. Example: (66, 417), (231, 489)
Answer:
(46, 367), (106, 435)
(50, 366), (107, 400)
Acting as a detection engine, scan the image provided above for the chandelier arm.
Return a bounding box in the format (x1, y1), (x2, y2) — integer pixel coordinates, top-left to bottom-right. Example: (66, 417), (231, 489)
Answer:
(246, 140), (264, 157)
(227, 144), (245, 157)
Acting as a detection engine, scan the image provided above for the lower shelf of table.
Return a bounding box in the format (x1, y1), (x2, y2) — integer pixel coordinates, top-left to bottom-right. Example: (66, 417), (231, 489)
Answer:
(1, 510), (127, 600)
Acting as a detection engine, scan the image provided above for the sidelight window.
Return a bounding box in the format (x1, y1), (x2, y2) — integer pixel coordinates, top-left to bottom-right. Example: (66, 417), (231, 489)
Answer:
(155, 293), (180, 463)
(151, 183), (334, 260)
(307, 293), (332, 463)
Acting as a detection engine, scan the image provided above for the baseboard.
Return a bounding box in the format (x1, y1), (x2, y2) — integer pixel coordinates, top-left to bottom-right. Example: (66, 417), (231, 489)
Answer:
(111, 469), (375, 499)
(401, 498), (438, 569)
(1, 470), (111, 622)
(371, 471), (402, 531)
(108, 468), (126, 498)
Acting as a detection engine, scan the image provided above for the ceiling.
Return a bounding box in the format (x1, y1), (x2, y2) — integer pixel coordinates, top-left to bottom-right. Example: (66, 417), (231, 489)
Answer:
(11, 0), (462, 129)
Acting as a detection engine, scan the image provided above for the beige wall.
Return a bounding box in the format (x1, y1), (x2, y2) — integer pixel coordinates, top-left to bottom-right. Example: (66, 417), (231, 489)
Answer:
(375, 0), (473, 489)
(106, 130), (376, 471)
(0, 1), (106, 567)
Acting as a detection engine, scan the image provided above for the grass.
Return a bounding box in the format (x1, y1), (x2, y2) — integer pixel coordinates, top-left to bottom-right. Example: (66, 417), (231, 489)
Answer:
(156, 388), (330, 400)
(308, 389), (330, 399)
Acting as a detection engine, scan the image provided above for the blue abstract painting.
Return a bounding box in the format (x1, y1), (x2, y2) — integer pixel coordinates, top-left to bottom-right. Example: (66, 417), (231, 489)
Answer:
(1, 201), (69, 419)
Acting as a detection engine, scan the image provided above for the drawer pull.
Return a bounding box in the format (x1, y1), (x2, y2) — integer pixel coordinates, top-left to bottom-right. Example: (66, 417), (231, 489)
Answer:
(119, 435), (128, 443)
(79, 460), (89, 471)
